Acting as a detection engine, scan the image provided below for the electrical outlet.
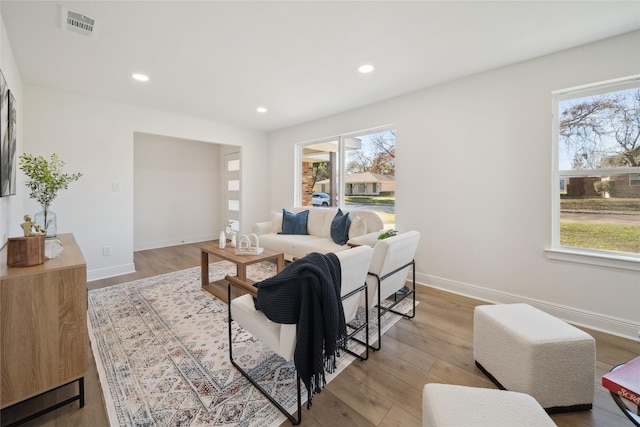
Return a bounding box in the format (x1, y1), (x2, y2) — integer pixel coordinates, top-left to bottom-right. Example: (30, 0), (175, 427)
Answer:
(103, 246), (112, 256)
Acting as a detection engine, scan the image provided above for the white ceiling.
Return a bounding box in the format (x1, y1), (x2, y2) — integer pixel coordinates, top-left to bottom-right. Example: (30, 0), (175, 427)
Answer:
(2, 1), (640, 132)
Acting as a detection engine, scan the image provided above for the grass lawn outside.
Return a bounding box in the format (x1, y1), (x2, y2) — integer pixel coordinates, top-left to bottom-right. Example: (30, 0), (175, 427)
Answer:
(560, 222), (640, 254)
(560, 197), (640, 254)
(560, 197), (640, 212)
(345, 195), (395, 204)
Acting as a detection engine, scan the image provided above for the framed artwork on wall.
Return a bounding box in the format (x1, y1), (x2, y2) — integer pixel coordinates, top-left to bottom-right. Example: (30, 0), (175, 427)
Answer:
(4, 90), (17, 196)
(0, 71), (16, 197)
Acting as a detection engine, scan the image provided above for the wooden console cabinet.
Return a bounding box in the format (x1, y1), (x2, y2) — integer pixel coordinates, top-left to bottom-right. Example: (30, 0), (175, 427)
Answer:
(0, 233), (87, 412)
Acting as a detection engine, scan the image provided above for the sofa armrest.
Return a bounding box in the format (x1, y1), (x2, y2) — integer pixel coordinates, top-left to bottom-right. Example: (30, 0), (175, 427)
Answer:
(253, 221), (273, 235)
(347, 231), (382, 248)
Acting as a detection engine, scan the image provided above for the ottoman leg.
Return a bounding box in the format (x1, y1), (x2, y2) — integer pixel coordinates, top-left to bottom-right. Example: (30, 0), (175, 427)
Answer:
(475, 360), (506, 390)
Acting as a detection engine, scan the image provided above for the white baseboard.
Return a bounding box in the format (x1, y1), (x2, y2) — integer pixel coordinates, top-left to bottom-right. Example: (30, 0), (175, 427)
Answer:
(88, 263), (136, 282)
(89, 235), (215, 281)
(416, 272), (640, 342)
(134, 234), (216, 252)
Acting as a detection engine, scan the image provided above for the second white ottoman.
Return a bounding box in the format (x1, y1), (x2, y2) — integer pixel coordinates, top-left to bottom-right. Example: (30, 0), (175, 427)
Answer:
(473, 303), (595, 412)
(422, 383), (557, 427)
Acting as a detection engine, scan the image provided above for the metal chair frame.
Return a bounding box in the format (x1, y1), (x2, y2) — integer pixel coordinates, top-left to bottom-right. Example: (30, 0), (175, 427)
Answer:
(227, 278), (369, 425)
(367, 259), (416, 351)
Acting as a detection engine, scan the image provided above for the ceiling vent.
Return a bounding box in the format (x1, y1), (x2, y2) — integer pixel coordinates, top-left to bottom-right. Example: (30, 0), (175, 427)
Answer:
(62, 8), (97, 38)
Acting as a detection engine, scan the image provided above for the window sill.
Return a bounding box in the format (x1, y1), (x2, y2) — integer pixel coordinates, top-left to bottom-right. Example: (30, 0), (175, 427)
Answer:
(545, 247), (640, 272)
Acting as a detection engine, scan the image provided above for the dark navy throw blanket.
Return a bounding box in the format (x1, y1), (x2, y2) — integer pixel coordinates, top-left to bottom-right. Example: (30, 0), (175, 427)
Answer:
(255, 252), (346, 407)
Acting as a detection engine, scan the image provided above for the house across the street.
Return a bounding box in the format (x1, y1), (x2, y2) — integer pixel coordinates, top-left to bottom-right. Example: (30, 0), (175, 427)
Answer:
(314, 172), (395, 196)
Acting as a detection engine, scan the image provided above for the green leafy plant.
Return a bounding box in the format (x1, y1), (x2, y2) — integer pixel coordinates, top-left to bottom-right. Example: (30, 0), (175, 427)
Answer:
(18, 153), (82, 209)
(378, 229), (398, 240)
(593, 180), (616, 197)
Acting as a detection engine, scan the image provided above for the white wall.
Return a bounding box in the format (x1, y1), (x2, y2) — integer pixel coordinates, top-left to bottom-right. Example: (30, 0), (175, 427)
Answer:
(0, 16), (25, 244)
(21, 85), (268, 281)
(2, 12), (269, 282)
(133, 133), (228, 251)
(268, 31), (640, 340)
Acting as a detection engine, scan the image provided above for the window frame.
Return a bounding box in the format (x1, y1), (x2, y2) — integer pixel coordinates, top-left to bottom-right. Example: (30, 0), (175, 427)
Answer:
(547, 75), (640, 271)
(295, 136), (345, 209)
(295, 124), (394, 208)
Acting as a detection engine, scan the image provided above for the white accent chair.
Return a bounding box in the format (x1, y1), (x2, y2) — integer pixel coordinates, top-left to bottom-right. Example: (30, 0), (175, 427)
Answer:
(226, 245), (373, 425)
(365, 230), (420, 350)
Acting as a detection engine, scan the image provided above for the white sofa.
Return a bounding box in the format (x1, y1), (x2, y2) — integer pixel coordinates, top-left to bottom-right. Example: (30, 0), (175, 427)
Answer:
(253, 207), (384, 260)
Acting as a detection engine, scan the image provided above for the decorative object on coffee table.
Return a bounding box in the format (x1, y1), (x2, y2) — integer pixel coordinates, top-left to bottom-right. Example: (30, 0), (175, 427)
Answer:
(226, 219), (237, 247)
(18, 153), (82, 238)
(235, 233), (263, 255)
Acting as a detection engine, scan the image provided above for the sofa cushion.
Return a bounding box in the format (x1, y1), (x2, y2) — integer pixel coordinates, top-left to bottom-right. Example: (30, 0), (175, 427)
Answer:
(330, 209), (351, 245)
(280, 209), (309, 235)
(259, 233), (346, 259)
(303, 208), (329, 237)
(271, 211), (283, 233)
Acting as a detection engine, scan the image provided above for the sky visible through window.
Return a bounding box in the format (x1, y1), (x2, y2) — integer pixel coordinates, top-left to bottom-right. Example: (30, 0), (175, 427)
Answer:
(558, 88), (639, 171)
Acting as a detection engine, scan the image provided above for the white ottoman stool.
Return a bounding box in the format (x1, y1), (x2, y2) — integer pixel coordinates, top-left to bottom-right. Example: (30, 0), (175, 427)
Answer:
(422, 383), (557, 427)
(473, 303), (595, 412)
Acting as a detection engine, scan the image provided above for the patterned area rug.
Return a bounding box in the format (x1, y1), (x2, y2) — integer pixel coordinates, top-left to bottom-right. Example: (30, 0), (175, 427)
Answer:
(88, 261), (415, 427)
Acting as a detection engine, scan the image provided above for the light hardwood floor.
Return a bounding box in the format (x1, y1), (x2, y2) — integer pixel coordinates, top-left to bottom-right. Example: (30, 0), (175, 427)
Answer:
(2, 241), (639, 426)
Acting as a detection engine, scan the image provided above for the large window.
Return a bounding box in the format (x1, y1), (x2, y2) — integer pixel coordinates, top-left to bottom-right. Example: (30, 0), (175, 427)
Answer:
(297, 128), (396, 228)
(550, 75), (640, 269)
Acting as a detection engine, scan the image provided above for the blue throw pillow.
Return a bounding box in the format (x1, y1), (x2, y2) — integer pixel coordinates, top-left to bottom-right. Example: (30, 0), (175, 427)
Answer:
(280, 209), (309, 235)
(330, 209), (351, 245)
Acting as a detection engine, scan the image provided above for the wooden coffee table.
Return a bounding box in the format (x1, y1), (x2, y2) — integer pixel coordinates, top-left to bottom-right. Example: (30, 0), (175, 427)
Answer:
(200, 241), (284, 298)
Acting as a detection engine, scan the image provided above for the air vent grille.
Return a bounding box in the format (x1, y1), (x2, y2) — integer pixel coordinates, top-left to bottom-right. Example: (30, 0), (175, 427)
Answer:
(62, 8), (97, 37)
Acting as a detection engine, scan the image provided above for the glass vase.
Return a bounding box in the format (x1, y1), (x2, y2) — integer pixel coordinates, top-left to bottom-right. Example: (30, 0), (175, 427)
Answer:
(34, 208), (57, 239)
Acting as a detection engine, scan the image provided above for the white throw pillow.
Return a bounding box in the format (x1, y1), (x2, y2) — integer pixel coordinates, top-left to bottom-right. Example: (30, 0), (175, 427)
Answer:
(348, 214), (368, 239)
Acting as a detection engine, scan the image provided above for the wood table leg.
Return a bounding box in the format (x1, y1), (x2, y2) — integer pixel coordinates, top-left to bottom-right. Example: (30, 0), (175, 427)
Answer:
(276, 254), (284, 273)
(237, 265), (247, 282)
(201, 250), (209, 287)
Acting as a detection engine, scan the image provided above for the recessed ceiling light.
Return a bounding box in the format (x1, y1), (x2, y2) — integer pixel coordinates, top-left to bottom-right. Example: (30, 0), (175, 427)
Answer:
(358, 64), (374, 74)
(132, 73), (149, 82)
(256, 107), (267, 113)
